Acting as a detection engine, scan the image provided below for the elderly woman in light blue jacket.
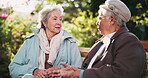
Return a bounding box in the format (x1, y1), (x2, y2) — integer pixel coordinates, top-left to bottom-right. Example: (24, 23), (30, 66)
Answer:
(8, 4), (82, 78)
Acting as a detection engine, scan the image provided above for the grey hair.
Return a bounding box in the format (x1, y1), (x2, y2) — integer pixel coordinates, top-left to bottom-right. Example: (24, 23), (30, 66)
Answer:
(37, 4), (64, 28)
(99, 8), (126, 27)
(110, 12), (126, 27)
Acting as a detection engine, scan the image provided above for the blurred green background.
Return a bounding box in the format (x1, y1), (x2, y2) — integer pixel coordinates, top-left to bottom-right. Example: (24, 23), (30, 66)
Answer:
(0, 0), (148, 77)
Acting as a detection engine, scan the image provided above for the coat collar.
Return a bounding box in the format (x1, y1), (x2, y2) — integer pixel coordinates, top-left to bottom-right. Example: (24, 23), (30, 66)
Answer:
(95, 26), (129, 43)
(92, 27), (129, 65)
(111, 26), (129, 40)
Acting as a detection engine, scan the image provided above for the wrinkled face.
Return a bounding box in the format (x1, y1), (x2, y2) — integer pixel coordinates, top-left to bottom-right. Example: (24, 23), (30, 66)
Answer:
(96, 9), (111, 36)
(43, 10), (62, 35)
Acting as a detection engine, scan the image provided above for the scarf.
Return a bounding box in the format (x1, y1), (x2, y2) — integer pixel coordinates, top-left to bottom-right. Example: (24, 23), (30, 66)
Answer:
(37, 28), (63, 69)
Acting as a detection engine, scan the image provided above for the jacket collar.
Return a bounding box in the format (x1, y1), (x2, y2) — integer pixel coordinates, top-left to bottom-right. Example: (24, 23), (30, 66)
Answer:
(92, 27), (129, 65)
(95, 26), (128, 43)
(111, 26), (129, 40)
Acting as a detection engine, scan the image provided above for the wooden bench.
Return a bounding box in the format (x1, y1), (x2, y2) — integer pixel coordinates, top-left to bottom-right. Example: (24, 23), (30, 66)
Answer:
(141, 41), (148, 52)
(79, 41), (148, 77)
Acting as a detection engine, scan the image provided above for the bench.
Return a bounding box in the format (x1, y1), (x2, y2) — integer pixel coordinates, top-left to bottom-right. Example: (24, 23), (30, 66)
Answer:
(79, 41), (148, 77)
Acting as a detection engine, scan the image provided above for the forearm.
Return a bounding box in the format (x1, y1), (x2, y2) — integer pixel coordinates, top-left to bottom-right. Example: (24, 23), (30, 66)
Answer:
(9, 62), (37, 78)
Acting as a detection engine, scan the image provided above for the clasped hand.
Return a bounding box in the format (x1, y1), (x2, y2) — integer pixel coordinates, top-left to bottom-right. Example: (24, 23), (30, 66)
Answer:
(34, 63), (80, 78)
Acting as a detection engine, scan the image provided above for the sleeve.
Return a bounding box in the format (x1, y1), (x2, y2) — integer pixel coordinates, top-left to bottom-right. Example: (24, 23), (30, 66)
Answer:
(79, 70), (84, 78)
(83, 34), (146, 78)
(8, 40), (37, 78)
(70, 42), (82, 68)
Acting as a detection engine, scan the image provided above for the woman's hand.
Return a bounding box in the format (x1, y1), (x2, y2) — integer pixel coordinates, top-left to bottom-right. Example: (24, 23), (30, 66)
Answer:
(51, 63), (80, 78)
(45, 66), (61, 77)
(33, 69), (47, 78)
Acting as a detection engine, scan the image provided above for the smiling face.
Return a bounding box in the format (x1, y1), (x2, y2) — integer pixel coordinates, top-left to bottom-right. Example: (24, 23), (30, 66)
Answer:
(43, 10), (62, 35)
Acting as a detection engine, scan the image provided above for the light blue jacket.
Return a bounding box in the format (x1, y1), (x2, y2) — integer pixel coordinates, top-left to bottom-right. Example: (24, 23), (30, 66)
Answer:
(8, 28), (82, 78)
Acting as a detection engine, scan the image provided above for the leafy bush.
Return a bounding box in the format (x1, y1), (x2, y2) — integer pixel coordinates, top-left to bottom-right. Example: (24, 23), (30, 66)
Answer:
(63, 10), (101, 47)
(130, 3), (148, 40)
(0, 7), (34, 78)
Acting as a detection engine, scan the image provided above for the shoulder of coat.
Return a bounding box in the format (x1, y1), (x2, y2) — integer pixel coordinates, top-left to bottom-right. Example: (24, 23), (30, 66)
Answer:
(25, 34), (35, 40)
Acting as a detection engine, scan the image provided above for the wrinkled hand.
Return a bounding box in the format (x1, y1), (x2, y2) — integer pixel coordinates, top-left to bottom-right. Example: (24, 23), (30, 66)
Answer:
(51, 63), (81, 78)
(45, 66), (61, 77)
(33, 66), (61, 78)
(33, 69), (47, 78)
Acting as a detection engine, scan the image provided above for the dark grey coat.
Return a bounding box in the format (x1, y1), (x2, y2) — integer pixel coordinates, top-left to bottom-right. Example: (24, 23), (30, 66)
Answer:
(82, 27), (147, 78)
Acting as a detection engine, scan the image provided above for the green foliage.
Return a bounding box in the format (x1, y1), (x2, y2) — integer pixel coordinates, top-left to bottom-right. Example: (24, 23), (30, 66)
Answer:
(63, 10), (101, 47)
(0, 7), (13, 78)
(3, 14), (33, 54)
(0, 17), (11, 78)
(0, 7), (33, 78)
(129, 2), (148, 40)
(131, 10), (148, 27)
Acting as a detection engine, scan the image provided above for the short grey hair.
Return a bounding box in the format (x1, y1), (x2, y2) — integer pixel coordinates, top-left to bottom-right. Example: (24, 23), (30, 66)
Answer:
(37, 4), (64, 28)
(99, 8), (126, 27)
